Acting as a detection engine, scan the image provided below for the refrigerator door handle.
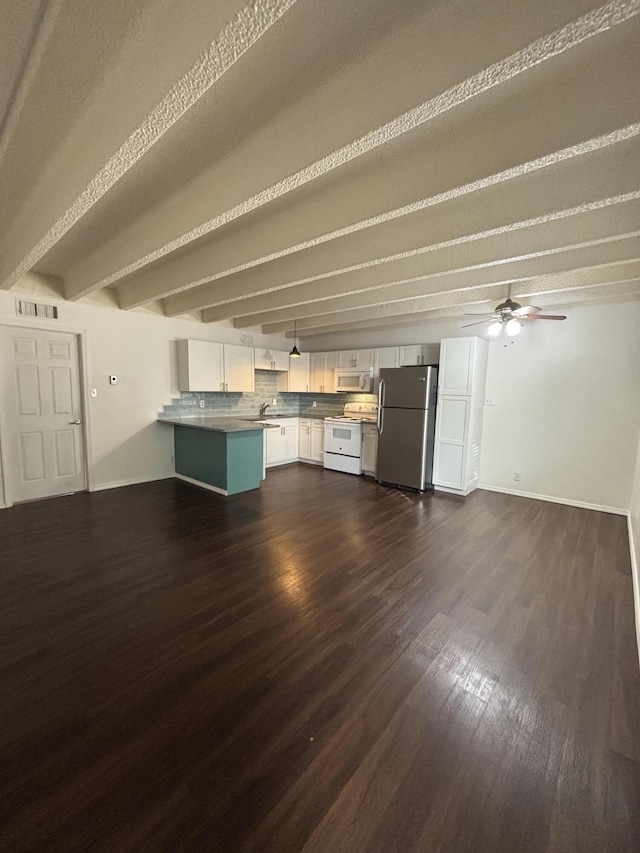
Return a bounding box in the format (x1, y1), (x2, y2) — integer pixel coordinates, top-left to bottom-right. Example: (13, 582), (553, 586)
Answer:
(377, 380), (384, 434)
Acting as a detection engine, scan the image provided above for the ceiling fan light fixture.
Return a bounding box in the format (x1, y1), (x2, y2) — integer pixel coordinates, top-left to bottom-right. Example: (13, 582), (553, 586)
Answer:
(487, 321), (502, 337)
(506, 318), (523, 336)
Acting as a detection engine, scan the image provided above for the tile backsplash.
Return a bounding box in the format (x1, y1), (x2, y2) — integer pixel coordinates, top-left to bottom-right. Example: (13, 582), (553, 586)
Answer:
(159, 371), (377, 420)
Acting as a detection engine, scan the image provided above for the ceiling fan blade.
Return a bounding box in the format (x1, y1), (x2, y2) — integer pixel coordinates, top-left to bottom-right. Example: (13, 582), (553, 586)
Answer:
(461, 319), (494, 328)
(513, 305), (541, 316)
(462, 312), (497, 317)
(526, 314), (567, 320)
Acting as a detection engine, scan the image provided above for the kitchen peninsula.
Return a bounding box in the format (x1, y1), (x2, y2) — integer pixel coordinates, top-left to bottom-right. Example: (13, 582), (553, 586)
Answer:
(159, 417), (264, 496)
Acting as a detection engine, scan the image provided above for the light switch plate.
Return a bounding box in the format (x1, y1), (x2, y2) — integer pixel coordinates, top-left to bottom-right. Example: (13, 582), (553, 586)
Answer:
(90, 388), (98, 398)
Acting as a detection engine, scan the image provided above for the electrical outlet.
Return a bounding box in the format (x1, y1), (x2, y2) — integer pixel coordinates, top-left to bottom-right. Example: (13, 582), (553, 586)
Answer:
(90, 388), (98, 398)
(513, 471), (521, 482)
(199, 400), (205, 408)
(312, 400), (317, 407)
(484, 397), (495, 406)
(109, 375), (117, 385)
(272, 398), (277, 406)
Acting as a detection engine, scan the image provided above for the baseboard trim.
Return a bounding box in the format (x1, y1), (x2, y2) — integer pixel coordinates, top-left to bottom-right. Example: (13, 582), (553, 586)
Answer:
(175, 474), (228, 496)
(627, 513), (640, 666)
(477, 484), (626, 516)
(90, 474), (175, 492)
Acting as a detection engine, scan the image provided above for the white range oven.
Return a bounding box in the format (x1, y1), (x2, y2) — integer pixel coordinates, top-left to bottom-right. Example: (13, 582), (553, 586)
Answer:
(323, 402), (378, 475)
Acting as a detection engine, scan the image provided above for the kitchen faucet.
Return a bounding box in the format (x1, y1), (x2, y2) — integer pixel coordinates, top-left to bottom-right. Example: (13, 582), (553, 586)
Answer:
(259, 402), (270, 417)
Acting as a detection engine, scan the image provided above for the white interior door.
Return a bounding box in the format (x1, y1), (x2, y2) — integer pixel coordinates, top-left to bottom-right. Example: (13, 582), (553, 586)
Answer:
(1, 327), (85, 503)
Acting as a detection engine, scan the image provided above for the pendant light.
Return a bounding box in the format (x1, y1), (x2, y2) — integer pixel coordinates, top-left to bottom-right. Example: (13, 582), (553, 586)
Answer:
(289, 318), (301, 358)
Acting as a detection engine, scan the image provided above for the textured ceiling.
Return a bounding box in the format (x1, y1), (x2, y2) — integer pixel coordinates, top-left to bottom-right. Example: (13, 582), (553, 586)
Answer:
(1, 0), (639, 338)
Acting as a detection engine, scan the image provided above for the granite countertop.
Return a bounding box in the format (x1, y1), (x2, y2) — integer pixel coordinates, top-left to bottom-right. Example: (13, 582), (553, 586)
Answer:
(158, 412), (331, 432)
(158, 417), (267, 433)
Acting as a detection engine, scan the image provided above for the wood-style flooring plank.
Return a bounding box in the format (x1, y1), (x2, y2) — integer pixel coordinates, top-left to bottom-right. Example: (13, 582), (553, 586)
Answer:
(0, 466), (638, 851)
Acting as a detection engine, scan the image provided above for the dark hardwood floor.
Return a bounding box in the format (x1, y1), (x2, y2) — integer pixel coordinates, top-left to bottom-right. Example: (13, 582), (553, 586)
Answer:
(1, 465), (639, 852)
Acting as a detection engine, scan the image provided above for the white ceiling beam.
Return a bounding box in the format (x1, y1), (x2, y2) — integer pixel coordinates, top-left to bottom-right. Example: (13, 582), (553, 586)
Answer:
(0, 0), (300, 290)
(163, 126), (640, 316)
(122, 25), (640, 313)
(290, 280), (640, 337)
(230, 237), (640, 330)
(298, 292), (640, 338)
(201, 200), (640, 323)
(260, 242), (640, 334)
(64, 0), (640, 300)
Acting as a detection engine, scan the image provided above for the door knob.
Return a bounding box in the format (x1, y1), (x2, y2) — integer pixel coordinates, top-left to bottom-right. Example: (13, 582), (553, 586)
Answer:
(69, 419), (81, 425)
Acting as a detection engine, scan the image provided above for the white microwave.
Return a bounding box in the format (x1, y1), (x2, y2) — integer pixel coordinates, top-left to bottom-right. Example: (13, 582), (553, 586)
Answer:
(334, 368), (374, 393)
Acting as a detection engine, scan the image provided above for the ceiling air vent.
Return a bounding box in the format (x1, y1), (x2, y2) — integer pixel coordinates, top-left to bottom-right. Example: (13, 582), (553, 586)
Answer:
(15, 299), (59, 320)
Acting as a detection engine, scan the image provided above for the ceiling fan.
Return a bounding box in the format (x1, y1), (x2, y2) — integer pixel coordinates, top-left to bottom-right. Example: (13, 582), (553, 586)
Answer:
(461, 285), (566, 338)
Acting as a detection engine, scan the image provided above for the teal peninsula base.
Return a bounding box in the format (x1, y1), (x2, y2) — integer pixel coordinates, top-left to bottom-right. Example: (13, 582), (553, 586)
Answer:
(168, 421), (264, 496)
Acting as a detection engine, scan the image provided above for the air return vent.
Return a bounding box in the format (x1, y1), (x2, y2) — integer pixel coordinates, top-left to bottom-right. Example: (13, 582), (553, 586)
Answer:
(15, 299), (58, 320)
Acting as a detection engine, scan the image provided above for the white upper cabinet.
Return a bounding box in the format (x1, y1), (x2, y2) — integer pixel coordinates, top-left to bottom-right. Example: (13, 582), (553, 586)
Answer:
(255, 348), (289, 371)
(398, 345), (423, 366)
(310, 351), (336, 393)
(177, 339), (223, 392)
(438, 338), (475, 395)
(373, 347), (398, 378)
(398, 344), (440, 366)
(223, 344), (255, 392)
(336, 349), (374, 369)
(285, 352), (311, 392)
(177, 339), (254, 392)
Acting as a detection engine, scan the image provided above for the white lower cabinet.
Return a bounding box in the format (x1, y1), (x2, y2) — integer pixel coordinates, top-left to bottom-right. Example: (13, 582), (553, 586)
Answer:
(310, 421), (324, 462)
(433, 396), (469, 489)
(362, 424), (378, 476)
(298, 418), (324, 464)
(299, 418), (311, 459)
(264, 419), (299, 467)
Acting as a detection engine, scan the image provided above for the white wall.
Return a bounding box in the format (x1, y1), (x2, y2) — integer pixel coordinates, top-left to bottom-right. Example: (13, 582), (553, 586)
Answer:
(2, 289), (639, 518)
(480, 301), (640, 512)
(0, 288), (290, 505)
(304, 301), (640, 513)
(629, 433), (640, 659)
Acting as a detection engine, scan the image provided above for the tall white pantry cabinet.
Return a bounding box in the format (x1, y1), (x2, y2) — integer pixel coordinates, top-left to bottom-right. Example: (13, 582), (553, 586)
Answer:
(433, 337), (488, 496)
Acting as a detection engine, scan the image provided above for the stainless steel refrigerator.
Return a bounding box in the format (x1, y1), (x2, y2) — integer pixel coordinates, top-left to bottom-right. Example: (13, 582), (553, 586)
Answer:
(376, 365), (438, 491)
